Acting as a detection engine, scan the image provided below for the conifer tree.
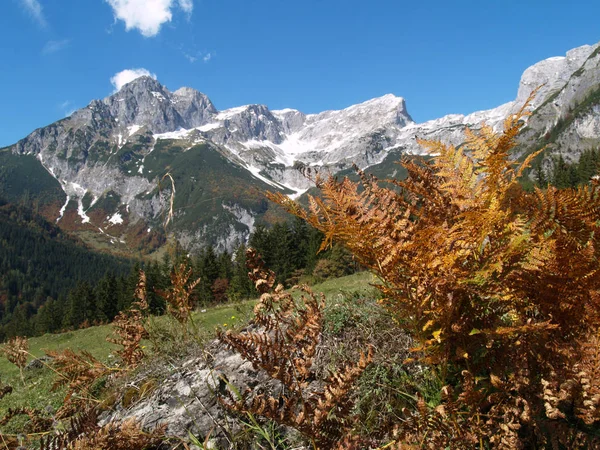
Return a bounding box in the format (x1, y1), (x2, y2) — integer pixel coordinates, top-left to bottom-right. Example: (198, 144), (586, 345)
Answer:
(35, 297), (59, 334)
(534, 161), (548, 187)
(63, 281), (94, 329)
(195, 246), (219, 304)
(94, 274), (118, 323)
(269, 222), (294, 284)
(577, 148), (599, 183)
(217, 250), (234, 280)
(145, 261), (167, 314)
(228, 243), (255, 300)
(248, 224), (272, 264)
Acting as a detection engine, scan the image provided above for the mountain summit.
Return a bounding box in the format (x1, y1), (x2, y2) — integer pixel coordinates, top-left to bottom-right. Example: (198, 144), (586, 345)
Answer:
(3, 42), (600, 253)
(103, 76), (217, 133)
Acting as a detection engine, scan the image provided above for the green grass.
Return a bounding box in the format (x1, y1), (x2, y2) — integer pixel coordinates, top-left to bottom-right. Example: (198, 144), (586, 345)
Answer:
(0, 271), (377, 432)
(307, 270), (378, 297)
(0, 324), (117, 433)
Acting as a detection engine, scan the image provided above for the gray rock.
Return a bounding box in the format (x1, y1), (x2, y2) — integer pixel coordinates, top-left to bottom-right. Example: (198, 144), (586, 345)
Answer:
(102, 342), (282, 448)
(102, 77), (217, 134)
(25, 356), (53, 371)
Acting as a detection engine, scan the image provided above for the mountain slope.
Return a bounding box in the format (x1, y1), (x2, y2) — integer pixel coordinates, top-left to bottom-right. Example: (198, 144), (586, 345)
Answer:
(4, 41), (600, 252)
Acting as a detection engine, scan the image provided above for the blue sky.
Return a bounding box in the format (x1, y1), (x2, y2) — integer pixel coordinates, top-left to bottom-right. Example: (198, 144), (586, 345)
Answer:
(1, 0), (599, 147)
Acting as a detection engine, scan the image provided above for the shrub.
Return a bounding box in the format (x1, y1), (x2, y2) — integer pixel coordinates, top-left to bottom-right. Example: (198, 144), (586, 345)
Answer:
(211, 277), (230, 303)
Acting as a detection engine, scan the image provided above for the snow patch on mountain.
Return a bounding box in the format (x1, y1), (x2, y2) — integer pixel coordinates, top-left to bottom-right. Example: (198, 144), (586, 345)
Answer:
(108, 212), (123, 225)
(151, 91), (167, 102)
(77, 198), (90, 224)
(154, 129), (192, 140)
(244, 163), (286, 189)
(128, 124), (142, 135)
(216, 106), (251, 120)
(57, 196), (70, 222)
(197, 122), (221, 132)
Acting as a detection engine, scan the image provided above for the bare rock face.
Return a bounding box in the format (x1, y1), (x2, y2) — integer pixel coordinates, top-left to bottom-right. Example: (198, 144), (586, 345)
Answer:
(515, 44), (596, 107)
(102, 77), (218, 134)
(172, 87), (218, 127)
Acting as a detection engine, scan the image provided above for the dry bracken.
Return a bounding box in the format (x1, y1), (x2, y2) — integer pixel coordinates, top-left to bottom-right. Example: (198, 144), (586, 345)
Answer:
(268, 92), (600, 447)
(1, 336), (29, 386)
(218, 248), (373, 449)
(107, 270), (149, 369)
(156, 262), (200, 327)
(40, 408), (166, 450)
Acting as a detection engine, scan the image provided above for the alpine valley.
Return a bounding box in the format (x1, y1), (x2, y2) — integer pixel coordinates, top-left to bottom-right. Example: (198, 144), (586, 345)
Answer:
(2, 42), (600, 255)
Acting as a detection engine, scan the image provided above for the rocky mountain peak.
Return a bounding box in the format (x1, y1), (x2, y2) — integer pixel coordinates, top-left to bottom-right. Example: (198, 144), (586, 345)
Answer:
(516, 44), (597, 108)
(172, 87), (217, 126)
(272, 108), (307, 134)
(347, 93), (413, 126)
(119, 75), (165, 93)
(102, 77), (216, 133)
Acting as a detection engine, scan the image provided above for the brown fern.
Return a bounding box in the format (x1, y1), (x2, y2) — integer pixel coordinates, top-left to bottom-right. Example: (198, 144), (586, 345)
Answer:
(107, 270), (149, 369)
(218, 249), (372, 449)
(156, 262), (201, 328)
(0, 407), (53, 434)
(0, 384), (12, 400)
(44, 348), (115, 419)
(40, 408), (167, 450)
(1, 336), (29, 386)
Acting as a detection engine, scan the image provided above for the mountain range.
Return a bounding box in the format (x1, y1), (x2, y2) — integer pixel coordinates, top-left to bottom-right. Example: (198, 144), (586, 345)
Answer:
(2, 42), (599, 254)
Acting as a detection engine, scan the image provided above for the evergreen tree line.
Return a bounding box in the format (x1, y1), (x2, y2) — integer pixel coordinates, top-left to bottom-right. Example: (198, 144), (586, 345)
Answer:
(0, 199), (133, 340)
(1, 215), (357, 340)
(534, 148), (599, 189)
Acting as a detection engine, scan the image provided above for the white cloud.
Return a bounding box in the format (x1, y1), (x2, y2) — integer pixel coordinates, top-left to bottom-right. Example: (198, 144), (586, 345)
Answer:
(19, 0), (46, 27)
(105, 0), (193, 37)
(58, 100), (76, 117)
(42, 39), (70, 55)
(110, 68), (157, 92)
(181, 48), (213, 64)
(178, 0), (193, 14)
(183, 52), (198, 63)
